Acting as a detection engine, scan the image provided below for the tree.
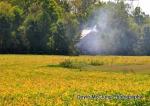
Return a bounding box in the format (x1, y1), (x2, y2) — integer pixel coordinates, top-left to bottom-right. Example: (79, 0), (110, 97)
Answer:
(22, 0), (62, 53)
(0, 1), (23, 53)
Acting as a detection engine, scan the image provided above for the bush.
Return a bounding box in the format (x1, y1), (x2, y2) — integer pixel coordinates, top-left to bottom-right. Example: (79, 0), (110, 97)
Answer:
(59, 59), (73, 68)
(59, 59), (87, 69)
(90, 60), (104, 66)
(59, 59), (104, 69)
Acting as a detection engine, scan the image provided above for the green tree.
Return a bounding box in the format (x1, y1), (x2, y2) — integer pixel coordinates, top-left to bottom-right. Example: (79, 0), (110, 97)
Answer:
(0, 1), (23, 53)
(23, 0), (62, 53)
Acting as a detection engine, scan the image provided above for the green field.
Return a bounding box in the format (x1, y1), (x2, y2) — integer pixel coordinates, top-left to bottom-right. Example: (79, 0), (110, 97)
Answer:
(0, 55), (150, 106)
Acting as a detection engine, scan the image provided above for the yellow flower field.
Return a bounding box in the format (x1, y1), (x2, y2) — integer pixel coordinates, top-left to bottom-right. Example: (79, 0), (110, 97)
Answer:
(0, 55), (150, 106)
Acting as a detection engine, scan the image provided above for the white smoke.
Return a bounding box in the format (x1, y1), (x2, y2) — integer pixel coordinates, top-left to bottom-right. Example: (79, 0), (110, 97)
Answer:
(76, 6), (135, 55)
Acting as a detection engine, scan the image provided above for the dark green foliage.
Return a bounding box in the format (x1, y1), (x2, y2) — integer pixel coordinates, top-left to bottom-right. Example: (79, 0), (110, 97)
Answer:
(0, 1), (23, 53)
(24, 11), (50, 53)
(0, 0), (150, 55)
(0, 0), (82, 54)
(59, 59), (88, 69)
(59, 59), (104, 70)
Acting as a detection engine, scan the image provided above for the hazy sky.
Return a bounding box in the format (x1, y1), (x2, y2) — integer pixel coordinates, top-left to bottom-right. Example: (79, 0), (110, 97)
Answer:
(102, 0), (150, 15)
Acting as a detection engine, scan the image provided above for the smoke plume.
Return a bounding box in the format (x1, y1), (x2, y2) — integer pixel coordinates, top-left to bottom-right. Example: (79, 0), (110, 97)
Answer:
(76, 6), (135, 55)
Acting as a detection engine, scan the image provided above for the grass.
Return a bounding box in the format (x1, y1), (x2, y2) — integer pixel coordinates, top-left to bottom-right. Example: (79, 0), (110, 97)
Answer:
(59, 59), (104, 69)
(90, 60), (104, 66)
(0, 55), (150, 105)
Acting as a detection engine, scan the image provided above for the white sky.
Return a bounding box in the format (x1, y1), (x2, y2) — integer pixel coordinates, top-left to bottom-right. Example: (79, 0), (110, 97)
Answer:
(102, 0), (150, 15)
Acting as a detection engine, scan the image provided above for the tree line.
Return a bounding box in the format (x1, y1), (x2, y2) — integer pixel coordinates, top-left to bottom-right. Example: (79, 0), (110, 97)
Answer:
(0, 0), (150, 55)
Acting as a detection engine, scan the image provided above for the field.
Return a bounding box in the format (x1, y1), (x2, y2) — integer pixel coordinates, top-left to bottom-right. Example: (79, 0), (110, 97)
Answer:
(0, 55), (150, 106)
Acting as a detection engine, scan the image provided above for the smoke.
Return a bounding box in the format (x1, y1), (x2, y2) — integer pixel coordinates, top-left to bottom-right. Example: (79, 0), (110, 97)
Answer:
(76, 6), (135, 55)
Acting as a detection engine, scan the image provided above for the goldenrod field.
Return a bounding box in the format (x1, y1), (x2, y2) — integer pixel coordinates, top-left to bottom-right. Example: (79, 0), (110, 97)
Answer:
(0, 55), (150, 106)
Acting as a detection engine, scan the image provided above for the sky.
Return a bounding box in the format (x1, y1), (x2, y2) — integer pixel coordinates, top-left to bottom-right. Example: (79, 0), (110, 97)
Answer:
(102, 0), (150, 15)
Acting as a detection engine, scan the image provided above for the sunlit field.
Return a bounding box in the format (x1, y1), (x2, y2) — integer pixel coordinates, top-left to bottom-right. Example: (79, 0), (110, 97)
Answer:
(0, 55), (150, 106)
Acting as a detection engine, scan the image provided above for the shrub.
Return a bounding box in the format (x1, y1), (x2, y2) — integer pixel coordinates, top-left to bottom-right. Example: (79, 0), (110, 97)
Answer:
(90, 60), (104, 66)
(59, 59), (87, 69)
(59, 59), (73, 68)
